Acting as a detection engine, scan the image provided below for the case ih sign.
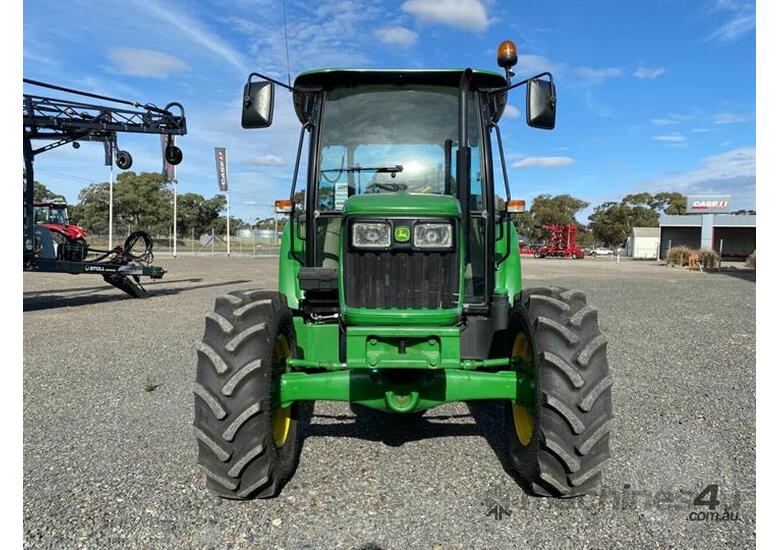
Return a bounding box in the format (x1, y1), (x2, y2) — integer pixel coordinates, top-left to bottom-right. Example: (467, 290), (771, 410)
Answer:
(686, 195), (730, 214)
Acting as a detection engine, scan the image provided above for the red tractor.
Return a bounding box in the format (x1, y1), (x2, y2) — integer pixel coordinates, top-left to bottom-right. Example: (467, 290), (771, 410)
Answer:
(533, 224), (584, 259)
(29, 200), (89, 261)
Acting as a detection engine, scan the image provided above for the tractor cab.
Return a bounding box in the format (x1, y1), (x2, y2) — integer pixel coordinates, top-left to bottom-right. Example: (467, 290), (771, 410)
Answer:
(27, 200), (87, 241)
(33, 201), (68, 225)
(242, 62), (556, 335)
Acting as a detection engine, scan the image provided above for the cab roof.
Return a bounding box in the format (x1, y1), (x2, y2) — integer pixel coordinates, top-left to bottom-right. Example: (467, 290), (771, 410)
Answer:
(293, 68), (508, 91)
(292, 68), (509, 124)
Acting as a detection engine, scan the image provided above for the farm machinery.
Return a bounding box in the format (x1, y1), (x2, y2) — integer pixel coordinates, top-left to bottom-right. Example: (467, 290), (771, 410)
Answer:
(533, 224), (585, 259)
(28, 200), (89, 261)
(194, 40), (613, 499)
(22, 79), (186, 297)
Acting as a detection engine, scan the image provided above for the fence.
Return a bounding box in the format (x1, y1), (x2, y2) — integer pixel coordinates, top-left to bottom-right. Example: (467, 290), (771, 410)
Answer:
(85, 229), (281, 257)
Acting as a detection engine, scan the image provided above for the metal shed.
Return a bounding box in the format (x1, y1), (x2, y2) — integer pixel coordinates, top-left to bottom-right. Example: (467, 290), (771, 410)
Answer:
(625, 226), (660, 259)
(659, 214), (755, 259)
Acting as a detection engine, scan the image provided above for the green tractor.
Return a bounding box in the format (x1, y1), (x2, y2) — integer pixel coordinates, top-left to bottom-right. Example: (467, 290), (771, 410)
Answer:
(194, 41), (613, 499)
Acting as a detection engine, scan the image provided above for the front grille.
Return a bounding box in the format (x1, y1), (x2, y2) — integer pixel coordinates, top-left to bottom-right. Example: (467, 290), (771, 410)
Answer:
(343, 249), (459, 309)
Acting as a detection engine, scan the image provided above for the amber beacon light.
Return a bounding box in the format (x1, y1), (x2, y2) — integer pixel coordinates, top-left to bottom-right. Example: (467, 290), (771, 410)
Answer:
(497, 39), (518, 77)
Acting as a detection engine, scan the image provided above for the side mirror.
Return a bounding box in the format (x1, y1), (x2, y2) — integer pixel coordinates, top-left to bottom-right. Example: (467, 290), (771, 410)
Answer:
(242, 80), (275, 128)
(526, 78), (556, 130)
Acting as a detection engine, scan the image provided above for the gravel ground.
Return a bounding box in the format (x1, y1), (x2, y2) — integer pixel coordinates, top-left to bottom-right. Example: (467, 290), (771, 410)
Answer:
(23, 256), (755, 548)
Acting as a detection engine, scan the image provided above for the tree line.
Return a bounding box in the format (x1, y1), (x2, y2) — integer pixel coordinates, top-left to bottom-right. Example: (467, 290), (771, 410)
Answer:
(30, 172), (262, 237)
(512, 191), (688, 248)
(28, 173), (746, 247)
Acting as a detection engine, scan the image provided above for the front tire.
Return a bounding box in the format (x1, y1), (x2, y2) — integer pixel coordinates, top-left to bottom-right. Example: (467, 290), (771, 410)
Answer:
(505, 286), (613, 497)
(193, 290), (307, 499)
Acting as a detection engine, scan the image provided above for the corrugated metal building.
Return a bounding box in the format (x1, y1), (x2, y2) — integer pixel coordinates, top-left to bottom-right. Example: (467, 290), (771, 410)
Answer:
(659, 214), (756, 259)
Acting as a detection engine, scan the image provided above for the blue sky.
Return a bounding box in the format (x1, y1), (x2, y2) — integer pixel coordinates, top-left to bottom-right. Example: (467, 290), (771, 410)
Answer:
(23, 0), (756, 222)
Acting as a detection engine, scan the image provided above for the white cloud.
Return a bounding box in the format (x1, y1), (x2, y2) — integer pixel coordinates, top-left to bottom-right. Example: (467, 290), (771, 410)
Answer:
(651, 118), (678, 126)
(144, 0), (248, 74)
(515, 54), (561, 76)
(245, 154), (284, 166)
(643, 146), (755, 207)
(402, 0), (489, 32)
(651, 113), (694, 125)
(707, 13), (755, 41)
(710, 0), (748, 12)
(108, 48), (188, 78)
(227, 0), (383, 73)
(503, 104), (520, 119)
(713, 112), (751, 124)
(574, 66), (622, 84)
(706, 0), (755, 42)
(374, 26), (418, 48)
(653, 133), (687, 144)
(511, 156), (575, 169)
(634, 66), (666, 79)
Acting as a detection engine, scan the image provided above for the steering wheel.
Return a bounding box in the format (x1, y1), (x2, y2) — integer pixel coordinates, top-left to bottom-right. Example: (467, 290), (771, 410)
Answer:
(365, 182), (408, 193)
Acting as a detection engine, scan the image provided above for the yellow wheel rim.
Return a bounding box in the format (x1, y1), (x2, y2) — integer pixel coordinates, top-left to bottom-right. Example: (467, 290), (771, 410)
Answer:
(270, 334), (292, 447)
(511, 332), (535, 445)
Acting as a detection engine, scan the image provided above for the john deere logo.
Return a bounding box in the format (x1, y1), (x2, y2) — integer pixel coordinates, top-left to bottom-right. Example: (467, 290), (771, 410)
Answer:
(394, 227), (410, 242)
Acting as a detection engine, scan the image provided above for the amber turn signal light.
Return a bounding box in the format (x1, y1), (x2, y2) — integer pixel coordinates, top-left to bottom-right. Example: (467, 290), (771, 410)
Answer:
(506, 199), (526, 213)
(274, 199), (294, 213)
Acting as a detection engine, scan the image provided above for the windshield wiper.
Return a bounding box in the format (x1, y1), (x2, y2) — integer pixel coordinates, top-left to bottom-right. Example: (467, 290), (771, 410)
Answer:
(321, 164), (403, 175)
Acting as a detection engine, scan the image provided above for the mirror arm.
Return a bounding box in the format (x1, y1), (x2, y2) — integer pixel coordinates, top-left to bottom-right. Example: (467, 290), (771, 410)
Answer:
(489, 122), (511, 201)
(488, 71), (554, 96)
(247, 72), (295, 92)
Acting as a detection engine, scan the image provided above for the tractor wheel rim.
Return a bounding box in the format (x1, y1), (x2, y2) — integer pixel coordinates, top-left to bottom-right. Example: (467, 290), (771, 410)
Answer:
(511, 332), (535, 446)
(271, 334), (292, 447)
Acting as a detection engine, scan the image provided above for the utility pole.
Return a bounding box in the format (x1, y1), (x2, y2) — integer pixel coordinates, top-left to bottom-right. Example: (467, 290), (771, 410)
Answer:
(173, 179), (178, 257)
(274, 210), (279, 247)
(226, 190), (231, 256)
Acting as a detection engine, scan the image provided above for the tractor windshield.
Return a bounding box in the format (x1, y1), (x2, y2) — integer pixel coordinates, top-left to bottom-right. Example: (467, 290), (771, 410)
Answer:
(316, 85), (482, 211)
(49, 207), (69, 225)
(33, 206), (49, 224)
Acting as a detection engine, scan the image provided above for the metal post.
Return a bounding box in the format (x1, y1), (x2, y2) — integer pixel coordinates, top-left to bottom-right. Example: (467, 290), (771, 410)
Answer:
(211, 227), (215, 256)
(23, 137), (35, 255)
(192, 227), (195, 254)
(108, 162), (114, 250)
(719, 238), (724, 269)
(173, 179), (177, 258)
(226, 191), (231, 256)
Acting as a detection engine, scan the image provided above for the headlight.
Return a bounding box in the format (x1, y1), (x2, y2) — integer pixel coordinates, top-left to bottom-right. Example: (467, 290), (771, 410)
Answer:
(352, 222), (391, 248)
(414, 223), (453, 249)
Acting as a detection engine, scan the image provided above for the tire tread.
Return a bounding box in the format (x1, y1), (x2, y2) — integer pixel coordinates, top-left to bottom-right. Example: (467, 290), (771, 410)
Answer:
(506, 286), (613, 497)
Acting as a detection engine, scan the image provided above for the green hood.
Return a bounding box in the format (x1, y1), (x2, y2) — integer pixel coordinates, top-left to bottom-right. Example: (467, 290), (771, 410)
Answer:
(343, 193), (460, 217)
